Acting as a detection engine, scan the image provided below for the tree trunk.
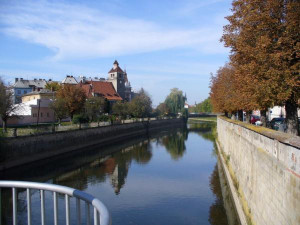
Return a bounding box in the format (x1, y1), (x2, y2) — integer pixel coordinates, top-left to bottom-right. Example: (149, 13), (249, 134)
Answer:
(245, 111), (251, 123)
(2, 119), (7, 133)
(238, 110), (243, 122)
(285, 98), (299, 136)
(260, 110), (267, 127)
(224, 111), (228, 118)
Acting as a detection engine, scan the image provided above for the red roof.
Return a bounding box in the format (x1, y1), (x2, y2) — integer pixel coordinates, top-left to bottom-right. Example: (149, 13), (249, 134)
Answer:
(78, 81), (122, 101)
(108, 66), (124, 73)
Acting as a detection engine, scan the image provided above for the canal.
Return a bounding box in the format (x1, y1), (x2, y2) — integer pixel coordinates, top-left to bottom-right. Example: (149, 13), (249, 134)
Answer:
(1, 121), (239, 225)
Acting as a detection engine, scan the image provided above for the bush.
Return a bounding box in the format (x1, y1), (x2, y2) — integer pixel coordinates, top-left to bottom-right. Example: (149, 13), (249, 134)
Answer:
(98, 114), (109, 122)
(72, 114), (89, 124)
(109, 115), (116, 123)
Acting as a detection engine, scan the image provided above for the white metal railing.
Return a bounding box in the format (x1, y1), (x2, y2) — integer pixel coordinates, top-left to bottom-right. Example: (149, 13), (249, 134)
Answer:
(0, 181), (111, 225)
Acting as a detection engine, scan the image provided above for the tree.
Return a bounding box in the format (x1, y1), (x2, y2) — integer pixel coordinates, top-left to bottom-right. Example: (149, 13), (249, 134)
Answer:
(45, 82), (60, 92)
(189, 97), (213, 113)
(129, 88), (152, 118)
(164, 88), (186, 115)
(156, 103), (170, 116)
(85, 96), (106, 121)
(221, 0), (299, 134)
(0, 79), (18, 132)
(112, 101), (129, 120)
(199, 98), (212, 113)
(210, 64), (239, 115)
(49, 98), (68, 124)
(56, 85), (86, 119)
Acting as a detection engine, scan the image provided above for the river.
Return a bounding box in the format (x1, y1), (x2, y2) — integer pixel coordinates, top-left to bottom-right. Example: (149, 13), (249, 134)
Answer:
(0, 121), (239, 225)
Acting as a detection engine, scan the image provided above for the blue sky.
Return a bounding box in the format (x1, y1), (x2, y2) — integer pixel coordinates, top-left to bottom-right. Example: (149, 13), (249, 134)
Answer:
(0, 0), (231, 106)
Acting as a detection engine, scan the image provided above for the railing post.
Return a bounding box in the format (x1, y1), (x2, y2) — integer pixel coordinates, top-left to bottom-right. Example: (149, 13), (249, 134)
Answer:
(76, 198), (81, 225)
(12, 188), (17, 225)
(0, 188), (2, 225)
(65, 194), (70, 225)
(53, 192), (58, 225)
(27, 189), (32, 225)
(41, 190), (45, 225)
(94, 207), (98, 225)
(86, 202), (91, 225)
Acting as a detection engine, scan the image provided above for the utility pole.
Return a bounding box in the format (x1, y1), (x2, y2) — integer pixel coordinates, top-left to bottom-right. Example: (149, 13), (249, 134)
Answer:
(36, 99), (41, 127)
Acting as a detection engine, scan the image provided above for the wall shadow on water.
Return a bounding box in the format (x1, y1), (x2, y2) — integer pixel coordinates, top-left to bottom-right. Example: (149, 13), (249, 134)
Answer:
(189, 121), (240, 225)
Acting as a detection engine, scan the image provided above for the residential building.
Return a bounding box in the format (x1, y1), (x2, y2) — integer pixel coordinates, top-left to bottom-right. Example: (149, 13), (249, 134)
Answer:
(22, 89), (55, 102)
(8, 98), (55, 125)
(61, 75), (78, 85)
(13, 78), (47, 103)
(78, 80), (122, 102)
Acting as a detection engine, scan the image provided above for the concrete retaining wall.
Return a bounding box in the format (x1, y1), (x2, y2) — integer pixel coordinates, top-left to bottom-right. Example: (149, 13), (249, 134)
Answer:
(217, 117), (300, 225)
(0, 118), (184, 171)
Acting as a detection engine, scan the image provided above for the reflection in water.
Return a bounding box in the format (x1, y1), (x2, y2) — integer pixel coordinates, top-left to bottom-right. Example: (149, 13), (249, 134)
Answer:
(189, 121), (217, 142)
(109, 141), (152, 194)
(216, 158), (240, 225)
(1, 122), (239, 225)
(157, 128), (188, 160)
(209, 164), (230, 225)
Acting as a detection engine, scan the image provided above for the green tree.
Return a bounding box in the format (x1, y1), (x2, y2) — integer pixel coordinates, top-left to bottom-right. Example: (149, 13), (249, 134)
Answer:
(45, 82), (60, 92)
(49, 98), (68, 124)
(85, 96), (106, 121)
(199, 98), (212, 113)
(190, 97), (213, 113)
(164, 88), (186, 115)
(0, 79), (18, 132)
(129, 88), (152, 118)
(112, 101), (129, 120)
(156, 103), (170, 116)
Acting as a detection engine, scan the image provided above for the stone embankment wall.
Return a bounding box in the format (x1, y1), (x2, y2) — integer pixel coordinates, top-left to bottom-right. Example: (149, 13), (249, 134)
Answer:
(217, 117), (300, 225)
(0, 118), (184, 171)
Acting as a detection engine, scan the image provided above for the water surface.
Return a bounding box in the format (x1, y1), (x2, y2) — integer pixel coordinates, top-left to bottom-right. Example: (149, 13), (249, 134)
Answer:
(1, 121), (239, 225)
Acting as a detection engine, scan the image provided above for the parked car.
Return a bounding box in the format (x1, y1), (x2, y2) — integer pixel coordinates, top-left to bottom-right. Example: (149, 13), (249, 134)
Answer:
(255, 120), (262, 126)
(270, 117), (285, 131)
(250, 115), (260, 124)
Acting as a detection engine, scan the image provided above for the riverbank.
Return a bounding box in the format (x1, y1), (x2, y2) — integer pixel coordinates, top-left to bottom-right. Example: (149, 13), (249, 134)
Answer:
(217, 116), (300, 225)
(0, 118), (185, 171)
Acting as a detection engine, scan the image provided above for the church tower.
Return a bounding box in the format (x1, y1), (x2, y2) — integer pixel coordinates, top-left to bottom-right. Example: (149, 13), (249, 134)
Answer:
(107, 60), (131, 101)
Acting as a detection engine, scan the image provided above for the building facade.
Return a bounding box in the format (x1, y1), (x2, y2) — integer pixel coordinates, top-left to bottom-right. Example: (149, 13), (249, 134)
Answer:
(107, 60), (133, 102)
(13, 78), (48, 103)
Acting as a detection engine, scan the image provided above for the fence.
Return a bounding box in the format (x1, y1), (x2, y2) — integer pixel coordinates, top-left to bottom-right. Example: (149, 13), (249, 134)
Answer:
(0, 180), (111, 225)
(3, 117), (178, 137)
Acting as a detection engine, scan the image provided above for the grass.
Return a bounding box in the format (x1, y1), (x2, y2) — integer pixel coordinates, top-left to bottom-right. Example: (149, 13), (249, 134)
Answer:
(189, 117), (217, 122)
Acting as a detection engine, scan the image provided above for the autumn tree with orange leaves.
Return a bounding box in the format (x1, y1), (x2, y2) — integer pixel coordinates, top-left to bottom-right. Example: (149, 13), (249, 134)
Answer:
(56, 85), (86, 119)
(212, 0), (299, 134)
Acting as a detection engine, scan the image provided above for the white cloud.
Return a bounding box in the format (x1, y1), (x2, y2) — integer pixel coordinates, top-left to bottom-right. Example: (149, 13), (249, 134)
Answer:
(0, 0), (225, 60)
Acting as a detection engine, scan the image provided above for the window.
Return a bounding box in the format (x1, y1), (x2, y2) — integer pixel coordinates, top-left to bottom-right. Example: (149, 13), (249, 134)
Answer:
(47, 112), (50, 117)
(41, 112), (43, 117)
(17, 90), (21, 94)
(24, 90), (27, 94)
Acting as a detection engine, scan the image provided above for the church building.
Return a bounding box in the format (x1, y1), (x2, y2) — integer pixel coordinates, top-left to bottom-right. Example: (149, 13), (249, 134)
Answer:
(107, 60), (133, 102)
